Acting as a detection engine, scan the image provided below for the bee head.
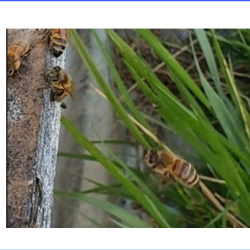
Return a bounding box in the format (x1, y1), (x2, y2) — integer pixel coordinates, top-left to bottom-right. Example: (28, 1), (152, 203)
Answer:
(46, 66), (62, 82)
(144, 149), (158, 169)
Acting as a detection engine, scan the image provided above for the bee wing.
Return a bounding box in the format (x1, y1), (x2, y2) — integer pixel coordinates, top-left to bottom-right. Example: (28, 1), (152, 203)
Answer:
(62, 81), (76, 101)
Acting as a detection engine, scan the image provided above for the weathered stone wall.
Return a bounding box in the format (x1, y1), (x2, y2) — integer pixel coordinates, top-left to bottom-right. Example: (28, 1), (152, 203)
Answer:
(7, 29), (64, 228)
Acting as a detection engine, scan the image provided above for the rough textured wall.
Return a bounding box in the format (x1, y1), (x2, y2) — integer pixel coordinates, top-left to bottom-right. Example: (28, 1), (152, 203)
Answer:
(7, 29), (63, 228)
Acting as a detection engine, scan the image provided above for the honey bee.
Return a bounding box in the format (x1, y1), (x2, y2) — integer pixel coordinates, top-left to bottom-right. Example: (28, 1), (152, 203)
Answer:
(42, 29), (69, 57)
(145, 150), (247, 228)
(7, 40), (30, 77)
(45, 66), (74, 109)
(145, 149), (200, 188)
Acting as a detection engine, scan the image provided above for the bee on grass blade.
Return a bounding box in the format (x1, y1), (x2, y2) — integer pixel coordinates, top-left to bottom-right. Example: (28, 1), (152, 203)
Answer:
(46, 66), (74, 109)
(42, 29), (69, 58)
(7, 40), (31, 77)
(145, 149), (200, 188)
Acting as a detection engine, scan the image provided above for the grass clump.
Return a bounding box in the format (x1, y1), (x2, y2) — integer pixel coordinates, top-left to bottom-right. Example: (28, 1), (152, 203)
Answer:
(56, 29), (250, 228)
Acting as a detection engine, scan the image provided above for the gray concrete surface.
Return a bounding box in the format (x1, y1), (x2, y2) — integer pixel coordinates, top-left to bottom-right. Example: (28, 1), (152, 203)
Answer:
(52, 29), (116, 228)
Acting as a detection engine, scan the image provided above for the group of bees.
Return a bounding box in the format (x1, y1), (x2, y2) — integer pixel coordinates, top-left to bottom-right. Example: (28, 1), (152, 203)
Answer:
(8, 29), (243, 227)
(7, 29), (198, 188)
(7, 29), (201, 196)
(7, 29), (73, 109)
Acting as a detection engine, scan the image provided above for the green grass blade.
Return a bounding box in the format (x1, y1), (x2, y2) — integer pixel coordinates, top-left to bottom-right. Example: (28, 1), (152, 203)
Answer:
(237, 29), (247, 46)
(107, 146), (181, 227)
(107, 30), (180, 104)
(211, 29), (250, 147)
(69, 29), (150, 148)
(124, 60), (160, 105)
(58, 151), (146, 178)
(191, 37), (248, 151)
(204, 200), (240, 228)
(92, 29), (149, 129)
(93, 136), (178, 227)
(65, 28), (250, 227)
(58, 151), (139, 160)
(110, 218), (130, 228)
(90, 139), (136, 145)
(170, 72), (210, 122)
(206, 31), (250, 58)
(55, 191), (151, 228)
(136, 29), (211, 111)
(55, 198), (105, 228)
(79, 177), (131, 198)
(61, 115), (172, 227)
(58, 152), (96, 161)
(194, 29), (225, 98)
(151, 92), (250, 224)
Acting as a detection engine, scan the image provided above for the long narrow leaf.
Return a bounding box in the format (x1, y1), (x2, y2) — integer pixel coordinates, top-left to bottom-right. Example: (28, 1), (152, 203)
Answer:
(55, 191), (151, 228)
(191, 36), (248, 151)
(61, 115), (172, 227)
(69, 29), (150, 148)
(194, 29), (225, 98)
(92, 29), (149, 129)
(136, 29), (211, 111)
(211, 29), (250, 147)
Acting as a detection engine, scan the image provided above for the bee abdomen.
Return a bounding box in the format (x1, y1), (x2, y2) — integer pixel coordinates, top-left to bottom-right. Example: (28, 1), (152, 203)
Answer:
(172, 160), (200, 188)
(50, 30), (68, 57)
(51, 37), (67, 47)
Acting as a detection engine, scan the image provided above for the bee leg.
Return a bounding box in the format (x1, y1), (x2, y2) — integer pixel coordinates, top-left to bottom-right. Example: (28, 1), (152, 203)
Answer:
(44, 71), (53, 84)
(51, 89), (64, 102)
(158, 180), (168, 192)
(36, 86), (51, 93)
(50, 89), (58, 102)
(44, 73), (48, 83)
(19, 58), (28, 68)
(14, 60), (21, 73)
(15, 69), (20, 76)
(22, 48), (32, 58)
(160, 179), (169, 186)
(158, 173), (173, 191)
(60, 102), (67, 109)
(39, 29), (52, 41)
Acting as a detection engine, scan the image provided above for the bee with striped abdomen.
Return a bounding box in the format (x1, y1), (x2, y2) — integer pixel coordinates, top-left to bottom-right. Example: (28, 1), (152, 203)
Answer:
(46, 66), (74, 109)
(7, 40), (31, 77)
(42, 29), (69, 57)
(144, 149), (200, 188)
(144, 150), (247, 228)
